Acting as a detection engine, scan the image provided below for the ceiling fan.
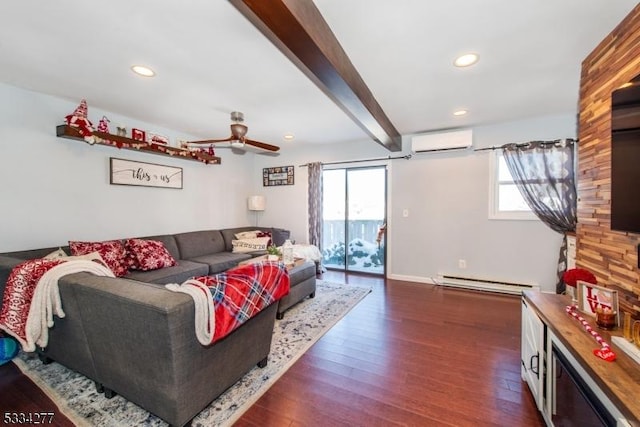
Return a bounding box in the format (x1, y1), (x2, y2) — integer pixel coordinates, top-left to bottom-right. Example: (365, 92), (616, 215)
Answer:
(186, 111), (280, 154)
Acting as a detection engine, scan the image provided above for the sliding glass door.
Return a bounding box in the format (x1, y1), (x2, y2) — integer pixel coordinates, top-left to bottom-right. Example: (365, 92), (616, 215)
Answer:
(322, 166), (386, 275)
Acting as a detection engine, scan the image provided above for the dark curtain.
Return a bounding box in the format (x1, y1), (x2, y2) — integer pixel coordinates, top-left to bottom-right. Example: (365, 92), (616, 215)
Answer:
(502, 139), (577, 294)
(307, 162), (323, 269)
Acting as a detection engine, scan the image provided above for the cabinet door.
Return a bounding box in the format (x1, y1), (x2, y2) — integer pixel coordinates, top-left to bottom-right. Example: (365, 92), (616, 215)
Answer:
(521, 298), (545, 411)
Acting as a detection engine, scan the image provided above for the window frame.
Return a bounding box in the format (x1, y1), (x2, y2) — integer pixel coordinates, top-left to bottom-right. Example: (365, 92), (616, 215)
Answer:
(488, 150), (539, 221)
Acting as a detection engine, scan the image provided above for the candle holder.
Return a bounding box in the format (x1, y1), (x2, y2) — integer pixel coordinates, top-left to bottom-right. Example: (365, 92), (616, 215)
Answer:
(595, 308), (617, 330)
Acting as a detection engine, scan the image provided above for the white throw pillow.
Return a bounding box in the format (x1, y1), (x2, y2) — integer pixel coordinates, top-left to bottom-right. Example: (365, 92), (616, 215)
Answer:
(231, 237), (271, 253)
(234, 230), (261, 240)
(44, 248), (68, 259)
(59, 251), (108, 266)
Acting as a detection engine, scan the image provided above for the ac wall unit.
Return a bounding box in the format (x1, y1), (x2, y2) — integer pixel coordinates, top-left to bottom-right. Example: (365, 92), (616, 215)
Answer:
(411, 129), (472, 153)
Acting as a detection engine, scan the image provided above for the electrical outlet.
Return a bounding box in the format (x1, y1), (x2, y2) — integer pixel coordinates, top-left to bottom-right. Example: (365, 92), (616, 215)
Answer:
(458, 259), (467, 269)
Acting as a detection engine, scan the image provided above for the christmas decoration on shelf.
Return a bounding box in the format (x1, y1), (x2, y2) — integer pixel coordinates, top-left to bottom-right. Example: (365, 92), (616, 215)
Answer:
(566, 304), (616, 362)
(97, 116), (110, 133)
(58, 101), (221, 165)
(65, 99), (95, 144)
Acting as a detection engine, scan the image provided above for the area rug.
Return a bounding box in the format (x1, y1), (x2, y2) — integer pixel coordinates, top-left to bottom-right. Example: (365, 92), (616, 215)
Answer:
(13, 280), (371, 427)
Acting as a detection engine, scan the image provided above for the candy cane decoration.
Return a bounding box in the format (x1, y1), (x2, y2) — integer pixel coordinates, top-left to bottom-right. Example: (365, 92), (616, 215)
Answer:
(565, 305), (617, 362)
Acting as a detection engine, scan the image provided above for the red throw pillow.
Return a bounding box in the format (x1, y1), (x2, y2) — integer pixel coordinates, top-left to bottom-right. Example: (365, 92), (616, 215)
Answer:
(256, 231), (272, 246)
(125, 239), (177, 271)
(69, 240), (128, 277)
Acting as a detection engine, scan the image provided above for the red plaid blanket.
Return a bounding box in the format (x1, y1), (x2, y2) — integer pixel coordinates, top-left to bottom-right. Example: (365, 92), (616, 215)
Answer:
(167, 261), (290, 345)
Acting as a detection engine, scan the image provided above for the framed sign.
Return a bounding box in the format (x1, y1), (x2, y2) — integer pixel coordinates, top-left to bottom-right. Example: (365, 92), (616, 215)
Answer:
(110, 157), (183, 189)
(576, 280), (619, 324)
(263, 165), (294, 186)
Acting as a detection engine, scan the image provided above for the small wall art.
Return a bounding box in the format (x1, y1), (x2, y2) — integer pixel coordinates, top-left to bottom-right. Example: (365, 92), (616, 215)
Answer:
(110, 157), (183, 189)
(576, 280), (619, 326)
(263, 165), (294, 186)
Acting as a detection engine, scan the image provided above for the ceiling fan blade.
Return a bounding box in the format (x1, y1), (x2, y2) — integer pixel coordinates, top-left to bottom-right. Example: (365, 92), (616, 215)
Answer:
(257, 150), (281, 157)
(244, 138), (280, 152)
(187, 136), (233, 144)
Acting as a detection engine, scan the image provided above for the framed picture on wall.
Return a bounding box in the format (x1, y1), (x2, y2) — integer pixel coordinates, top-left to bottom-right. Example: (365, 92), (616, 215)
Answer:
(110, 157), (183, 189)
(263, 165), (294, 186)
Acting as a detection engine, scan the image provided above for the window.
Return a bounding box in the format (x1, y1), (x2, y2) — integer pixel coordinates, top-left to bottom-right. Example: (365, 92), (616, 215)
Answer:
(489, 151), (538, 220)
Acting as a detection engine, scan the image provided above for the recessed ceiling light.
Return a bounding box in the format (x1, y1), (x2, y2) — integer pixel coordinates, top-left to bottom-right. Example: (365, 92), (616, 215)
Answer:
(131, 65), (155, 77)
(283, 133), (295, 141)
(454, 53), (479, 68)
(453, 109), (468, 116)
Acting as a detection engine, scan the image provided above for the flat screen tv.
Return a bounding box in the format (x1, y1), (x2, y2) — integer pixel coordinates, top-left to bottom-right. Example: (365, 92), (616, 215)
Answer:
(611, 75), (640, 234)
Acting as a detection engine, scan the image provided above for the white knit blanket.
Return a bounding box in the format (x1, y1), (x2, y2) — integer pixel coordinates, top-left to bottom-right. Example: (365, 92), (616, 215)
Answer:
(291, 244), (322, 262)
(165, 279), (216, 346)
(0, 260), (114, 352)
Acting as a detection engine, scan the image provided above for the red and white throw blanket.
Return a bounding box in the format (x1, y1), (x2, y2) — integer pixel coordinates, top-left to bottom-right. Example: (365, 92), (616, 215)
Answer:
(166, 262), (290, 345)
(0, 259), (114, 352)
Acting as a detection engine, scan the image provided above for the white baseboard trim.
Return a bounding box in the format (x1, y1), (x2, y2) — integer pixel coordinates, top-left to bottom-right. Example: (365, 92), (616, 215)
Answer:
(386, 273), (437, 284)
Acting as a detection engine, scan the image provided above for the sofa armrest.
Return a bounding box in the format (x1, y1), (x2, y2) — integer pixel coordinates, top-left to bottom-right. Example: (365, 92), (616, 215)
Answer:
(59, 272), (277, 425)
(0, 256), (26, 306)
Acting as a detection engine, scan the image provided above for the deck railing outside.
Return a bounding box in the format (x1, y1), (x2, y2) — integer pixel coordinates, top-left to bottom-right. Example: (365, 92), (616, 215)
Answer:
(322, 219), (384, 274)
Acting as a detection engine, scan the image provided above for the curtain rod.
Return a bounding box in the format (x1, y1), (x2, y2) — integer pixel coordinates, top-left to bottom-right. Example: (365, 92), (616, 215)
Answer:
(299, 154), (412, 167)
(474, 138), (577, 152)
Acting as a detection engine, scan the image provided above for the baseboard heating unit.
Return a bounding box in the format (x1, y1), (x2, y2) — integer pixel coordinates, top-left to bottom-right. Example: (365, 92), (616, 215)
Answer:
(436, 274), (539, 295)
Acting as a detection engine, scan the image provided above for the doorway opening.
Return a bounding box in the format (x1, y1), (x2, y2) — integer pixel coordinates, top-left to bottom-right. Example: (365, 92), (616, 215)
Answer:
(322, 166), (387, 275)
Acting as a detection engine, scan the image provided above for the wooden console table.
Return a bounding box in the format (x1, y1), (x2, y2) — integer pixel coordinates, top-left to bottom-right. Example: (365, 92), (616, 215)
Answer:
(523, 291), (640, 425)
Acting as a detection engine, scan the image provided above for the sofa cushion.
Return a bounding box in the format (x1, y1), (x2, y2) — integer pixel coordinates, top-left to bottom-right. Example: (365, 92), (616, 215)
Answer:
(133, 234), (180, 260)
(125, 260), (209, 285)
(188, 252), (252, 274)
(270, 228), (290, 247)
(125, 239), (177, 271)
(288, 260), (316, 285)
(174, 230), (225, 260)
(69, 240), (128, 277)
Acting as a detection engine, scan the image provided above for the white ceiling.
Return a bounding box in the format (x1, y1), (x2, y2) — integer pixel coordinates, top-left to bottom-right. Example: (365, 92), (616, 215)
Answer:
(0, 1), (637, 151)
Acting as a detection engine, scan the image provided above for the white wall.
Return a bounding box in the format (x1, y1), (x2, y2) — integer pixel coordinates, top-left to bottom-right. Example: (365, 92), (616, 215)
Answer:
(0, 81), (574, 292)
(254, 114), (575, 293)
(0, 83), (255, 251)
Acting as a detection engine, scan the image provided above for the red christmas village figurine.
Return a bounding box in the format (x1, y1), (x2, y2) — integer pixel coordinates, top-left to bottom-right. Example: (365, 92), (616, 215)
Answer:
(65, 99), (95, 144)
(97, 116), (110, 134)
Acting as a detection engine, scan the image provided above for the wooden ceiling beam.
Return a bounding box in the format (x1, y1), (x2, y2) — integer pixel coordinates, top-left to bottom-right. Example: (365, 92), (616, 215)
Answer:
(230, 0), (402, 151)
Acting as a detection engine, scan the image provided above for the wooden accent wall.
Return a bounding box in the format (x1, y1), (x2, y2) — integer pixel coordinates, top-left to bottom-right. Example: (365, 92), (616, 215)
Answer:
(578, 4), (640, 320)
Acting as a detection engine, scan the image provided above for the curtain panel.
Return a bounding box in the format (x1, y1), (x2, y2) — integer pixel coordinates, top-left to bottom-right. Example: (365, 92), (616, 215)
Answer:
(502, 139), (577, 293)
(307, 162), (323, 253)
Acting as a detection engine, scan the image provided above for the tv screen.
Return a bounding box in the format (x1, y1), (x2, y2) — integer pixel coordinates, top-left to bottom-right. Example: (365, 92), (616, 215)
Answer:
(611, 77), (640, 234)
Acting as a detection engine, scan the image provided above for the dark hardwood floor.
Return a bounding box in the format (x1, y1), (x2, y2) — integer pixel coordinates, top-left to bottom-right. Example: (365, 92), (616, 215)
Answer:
(0, 271), (544, 427)
(236, 271), (545, 427)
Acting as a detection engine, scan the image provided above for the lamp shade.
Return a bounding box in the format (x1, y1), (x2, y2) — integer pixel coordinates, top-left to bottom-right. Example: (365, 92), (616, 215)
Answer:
(247, 195), (266, 211)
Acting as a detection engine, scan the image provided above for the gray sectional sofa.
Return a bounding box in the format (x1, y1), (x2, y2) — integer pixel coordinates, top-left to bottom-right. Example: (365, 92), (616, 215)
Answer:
(0, 226), (316, 427)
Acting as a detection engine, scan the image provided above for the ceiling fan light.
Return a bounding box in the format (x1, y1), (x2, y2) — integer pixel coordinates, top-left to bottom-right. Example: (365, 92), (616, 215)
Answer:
(230, 140), (245, 149)
(231, 123), (248, 138)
